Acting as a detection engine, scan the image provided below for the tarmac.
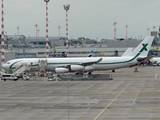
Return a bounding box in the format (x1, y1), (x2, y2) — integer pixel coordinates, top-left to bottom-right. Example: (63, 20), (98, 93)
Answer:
(0, 66), (160, 120)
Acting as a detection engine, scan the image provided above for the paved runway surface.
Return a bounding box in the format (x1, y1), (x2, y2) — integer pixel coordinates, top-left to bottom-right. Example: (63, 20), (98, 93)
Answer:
(0, 66), (160, 120)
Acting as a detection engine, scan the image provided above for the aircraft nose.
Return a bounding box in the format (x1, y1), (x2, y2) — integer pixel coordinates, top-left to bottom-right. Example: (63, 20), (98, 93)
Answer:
(2, 64), (7, 69)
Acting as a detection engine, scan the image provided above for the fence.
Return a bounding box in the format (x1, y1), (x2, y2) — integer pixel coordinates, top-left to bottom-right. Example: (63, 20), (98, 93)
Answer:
(59, 74), (113, 81)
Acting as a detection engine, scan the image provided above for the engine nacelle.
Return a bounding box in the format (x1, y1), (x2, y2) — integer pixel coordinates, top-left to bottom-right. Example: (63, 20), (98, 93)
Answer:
(84, 66), (95, 71)
(70, 65), (85, 71)
(55, 68), (69, 73)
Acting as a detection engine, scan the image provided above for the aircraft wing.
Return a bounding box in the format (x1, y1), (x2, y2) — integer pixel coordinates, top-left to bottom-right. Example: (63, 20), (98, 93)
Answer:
(137, 55), (154, 62)
(57, 58), (103, 68)
(80, 58), (103, 66)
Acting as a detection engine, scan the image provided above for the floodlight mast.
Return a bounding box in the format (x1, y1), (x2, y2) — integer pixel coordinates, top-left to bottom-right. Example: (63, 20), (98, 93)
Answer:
(17, 27), (20, 36)
(44, 0), (50, 58)
(113, 22), (117, 41)
(64, 5), (70, 57)
(37, 29), (40, 37)
(147, 28), (149, 36)
(35, 24), (38, 39)
(1, 0), (5, 72)
(58, 26), (61, 37)
(125, 25), (128, 40)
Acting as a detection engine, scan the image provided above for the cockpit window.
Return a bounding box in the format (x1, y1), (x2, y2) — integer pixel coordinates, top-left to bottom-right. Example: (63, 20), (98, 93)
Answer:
(7, 62), (10, 64)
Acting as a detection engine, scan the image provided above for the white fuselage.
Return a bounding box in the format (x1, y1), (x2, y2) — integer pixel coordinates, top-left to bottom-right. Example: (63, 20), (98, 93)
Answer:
(3, 56), (138, 72)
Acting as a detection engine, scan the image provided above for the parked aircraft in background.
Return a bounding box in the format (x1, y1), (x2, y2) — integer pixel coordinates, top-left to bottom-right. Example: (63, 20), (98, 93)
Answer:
(88, 50), (93, 57)
(150, 57), (160, 66)
(3, 36), (154, 74)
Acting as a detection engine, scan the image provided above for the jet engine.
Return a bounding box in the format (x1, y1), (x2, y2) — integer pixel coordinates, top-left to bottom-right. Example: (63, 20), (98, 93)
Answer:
(55, 65), (85, 73)
(70, 65), (84, 71)
(55, 68), (69, 73)
(84, 66), (95, 71)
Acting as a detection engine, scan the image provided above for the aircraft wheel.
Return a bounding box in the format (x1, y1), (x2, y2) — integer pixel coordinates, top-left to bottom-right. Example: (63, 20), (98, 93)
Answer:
(88, 72), (92, 75)
(75, 72), (83, 75)
(112, 70), (115, 72)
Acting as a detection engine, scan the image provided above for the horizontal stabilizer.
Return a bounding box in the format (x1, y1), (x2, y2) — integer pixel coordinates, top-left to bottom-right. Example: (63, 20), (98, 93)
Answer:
(137, 55), (154, 62)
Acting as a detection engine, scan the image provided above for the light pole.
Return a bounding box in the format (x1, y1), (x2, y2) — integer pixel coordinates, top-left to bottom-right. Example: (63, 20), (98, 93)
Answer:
(113, 22), (117, 41)
(1, 0), (5, 72)
(64, 4), (70, 57)
(58, 26), (61, 37)
(64, 5), (70, 119)
(125, 25), (128, 40)
(44, 0), (50, 58)
(37, 29), (40, 37)
(35, 24), (38, 39)
(147, 28), (149, 36)
(17, 27), (20, 36)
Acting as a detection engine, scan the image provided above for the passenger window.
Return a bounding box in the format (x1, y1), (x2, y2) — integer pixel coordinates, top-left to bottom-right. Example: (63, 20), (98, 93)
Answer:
(7, 62), (10, 64)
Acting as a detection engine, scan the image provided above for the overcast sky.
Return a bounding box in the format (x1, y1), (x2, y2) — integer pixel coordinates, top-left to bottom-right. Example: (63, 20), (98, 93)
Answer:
(2, 0), (160, 40)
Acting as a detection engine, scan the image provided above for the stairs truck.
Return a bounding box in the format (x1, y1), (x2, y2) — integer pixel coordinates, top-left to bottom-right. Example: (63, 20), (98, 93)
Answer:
(12, 63), (28, 78)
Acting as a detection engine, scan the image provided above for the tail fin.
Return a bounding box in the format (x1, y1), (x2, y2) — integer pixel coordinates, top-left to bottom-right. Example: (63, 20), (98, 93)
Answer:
(88, 50), (93, 57)
(128, 36), (154, 57)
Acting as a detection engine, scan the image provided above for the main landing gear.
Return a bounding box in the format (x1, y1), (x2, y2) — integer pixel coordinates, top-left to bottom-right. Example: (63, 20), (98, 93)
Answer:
(88, 72), (92, 75)
(75, 71), (92, 75)
(75, 72), (83, 75)
(112, 70), (115, 72)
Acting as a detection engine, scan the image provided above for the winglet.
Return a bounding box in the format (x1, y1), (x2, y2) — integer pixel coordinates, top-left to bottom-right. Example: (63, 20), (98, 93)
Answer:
(81, 58), (103, 66)
(97, 58), (103, 62)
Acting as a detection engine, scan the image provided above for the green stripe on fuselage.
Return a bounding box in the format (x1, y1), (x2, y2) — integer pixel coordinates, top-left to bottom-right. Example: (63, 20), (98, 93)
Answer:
(10, 60), (23, 69)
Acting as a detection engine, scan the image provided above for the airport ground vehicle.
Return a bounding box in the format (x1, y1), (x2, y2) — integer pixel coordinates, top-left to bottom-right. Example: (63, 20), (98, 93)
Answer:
(48, 75), (56, 81)
(22, 74), (30, 80)
(1, 74), (18, 81)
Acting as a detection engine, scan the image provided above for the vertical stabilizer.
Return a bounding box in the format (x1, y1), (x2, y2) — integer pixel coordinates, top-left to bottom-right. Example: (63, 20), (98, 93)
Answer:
(88, 50), (93, 57)
(128, 36), (154, 57)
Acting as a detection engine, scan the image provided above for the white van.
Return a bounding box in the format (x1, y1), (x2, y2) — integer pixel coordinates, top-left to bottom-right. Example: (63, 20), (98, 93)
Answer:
(1, 74), (18, 81)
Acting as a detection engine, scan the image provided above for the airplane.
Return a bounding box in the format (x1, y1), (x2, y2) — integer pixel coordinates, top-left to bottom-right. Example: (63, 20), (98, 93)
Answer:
(150, 57), (160, 66)
(88, 50), (93, 57)
(2, 36), (154, 74)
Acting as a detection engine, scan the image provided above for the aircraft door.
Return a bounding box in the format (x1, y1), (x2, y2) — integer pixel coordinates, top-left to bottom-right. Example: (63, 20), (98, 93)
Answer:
(38, 59), (47, 71)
